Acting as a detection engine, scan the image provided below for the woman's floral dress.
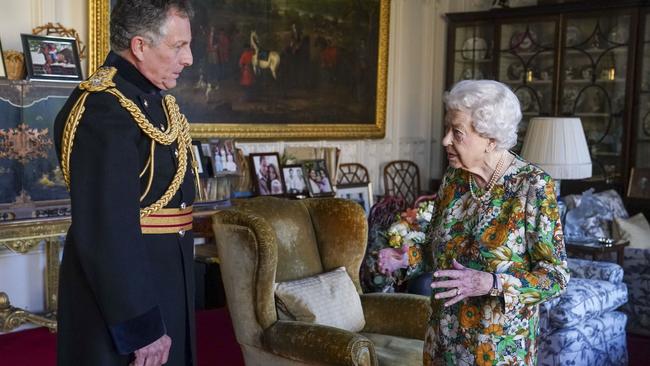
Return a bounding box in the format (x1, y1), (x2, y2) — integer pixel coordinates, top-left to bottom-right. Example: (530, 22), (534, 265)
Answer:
(423, 155), (570, 366)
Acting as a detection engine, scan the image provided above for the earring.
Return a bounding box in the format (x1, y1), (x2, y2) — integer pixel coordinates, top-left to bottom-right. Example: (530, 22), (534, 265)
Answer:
(485, 141), (494, 153)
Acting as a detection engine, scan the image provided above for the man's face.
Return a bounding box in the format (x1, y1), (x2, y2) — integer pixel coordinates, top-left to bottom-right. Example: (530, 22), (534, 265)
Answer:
(140, 10), (193, 90)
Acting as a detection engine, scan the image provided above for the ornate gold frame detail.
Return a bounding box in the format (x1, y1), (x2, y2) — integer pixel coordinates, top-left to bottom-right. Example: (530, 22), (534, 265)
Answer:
(87, 0), (389, 140)
(0, 217), (70, 332)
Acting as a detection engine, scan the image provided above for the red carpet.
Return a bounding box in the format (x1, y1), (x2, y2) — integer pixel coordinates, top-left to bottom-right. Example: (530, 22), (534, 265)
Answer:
(628, 333), (650, 366)
(2, 311), (647, 366)
(0, 308), (244, 366)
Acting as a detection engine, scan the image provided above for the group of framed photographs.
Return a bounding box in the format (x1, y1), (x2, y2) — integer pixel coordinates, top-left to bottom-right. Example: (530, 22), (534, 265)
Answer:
(250, 153), (335, 198)
(191, 139), (241, 178)
(0, 34), (83, 82)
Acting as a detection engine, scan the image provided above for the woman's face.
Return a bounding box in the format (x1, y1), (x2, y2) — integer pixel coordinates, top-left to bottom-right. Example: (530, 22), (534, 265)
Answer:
(442, 109), (491, 171)
(269, 166), (277, 179)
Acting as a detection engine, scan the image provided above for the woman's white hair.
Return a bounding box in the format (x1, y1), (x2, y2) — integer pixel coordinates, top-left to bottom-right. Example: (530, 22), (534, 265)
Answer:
(444, 80), (521, 150)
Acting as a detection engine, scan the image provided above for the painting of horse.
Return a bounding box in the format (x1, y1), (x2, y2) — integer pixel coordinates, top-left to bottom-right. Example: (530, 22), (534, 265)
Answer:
(170, 0), (385, 128)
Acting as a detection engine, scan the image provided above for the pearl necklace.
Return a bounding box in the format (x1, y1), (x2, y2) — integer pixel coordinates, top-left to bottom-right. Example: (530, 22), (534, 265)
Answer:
(469, 151), (506, 202)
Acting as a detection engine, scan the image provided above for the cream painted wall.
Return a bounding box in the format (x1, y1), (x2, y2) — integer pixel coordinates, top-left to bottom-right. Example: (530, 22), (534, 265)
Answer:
(0, 0), (482, 333)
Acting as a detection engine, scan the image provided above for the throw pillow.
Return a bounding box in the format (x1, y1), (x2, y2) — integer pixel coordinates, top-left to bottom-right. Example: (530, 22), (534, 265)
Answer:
(274, 267), (365, 332)
(613, 213), (650, 249)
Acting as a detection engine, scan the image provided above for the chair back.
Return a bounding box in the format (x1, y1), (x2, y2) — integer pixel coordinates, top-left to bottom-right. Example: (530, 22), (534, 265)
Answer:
(383, 160), (420, 207)
(226, 197), (325, 282)
(337, 163), (370, 185)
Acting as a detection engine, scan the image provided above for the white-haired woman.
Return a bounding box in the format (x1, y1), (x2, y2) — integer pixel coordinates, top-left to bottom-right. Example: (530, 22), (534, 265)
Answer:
(424, 80), (570, 365)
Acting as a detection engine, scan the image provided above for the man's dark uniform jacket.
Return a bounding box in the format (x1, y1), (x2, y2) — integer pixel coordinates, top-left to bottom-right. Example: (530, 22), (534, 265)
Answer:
(54, 52), (196, 365)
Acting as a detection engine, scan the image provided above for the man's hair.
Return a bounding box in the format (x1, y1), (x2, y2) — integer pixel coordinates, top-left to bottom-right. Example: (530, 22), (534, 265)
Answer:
(110, 0), (194, 53)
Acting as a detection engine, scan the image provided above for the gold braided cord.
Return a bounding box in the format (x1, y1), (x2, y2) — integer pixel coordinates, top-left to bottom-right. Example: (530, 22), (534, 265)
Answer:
(105, 89), (180, 145)
(60, 80), (195, 218)
(61, 92), (90, 189)
(139, 154), (150, 178)
(140, 140), (156, 201)
(138, 101), (191, 218)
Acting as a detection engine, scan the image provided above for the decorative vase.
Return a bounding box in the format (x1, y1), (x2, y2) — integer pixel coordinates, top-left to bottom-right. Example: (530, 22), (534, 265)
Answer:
(3, 50), (26, 80)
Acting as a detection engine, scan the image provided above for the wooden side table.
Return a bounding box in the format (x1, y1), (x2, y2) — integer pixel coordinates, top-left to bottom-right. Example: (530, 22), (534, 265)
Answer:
(565, 240), (630, 266)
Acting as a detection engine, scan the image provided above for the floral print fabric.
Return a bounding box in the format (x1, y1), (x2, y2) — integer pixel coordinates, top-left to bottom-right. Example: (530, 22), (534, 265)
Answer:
(621, 247), (650, 336)
(423, 156), (570, 366)
(538, 258), (628, 366)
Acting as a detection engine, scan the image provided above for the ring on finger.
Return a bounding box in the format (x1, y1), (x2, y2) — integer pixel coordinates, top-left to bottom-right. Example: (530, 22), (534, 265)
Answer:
(456, 288), (461, 296)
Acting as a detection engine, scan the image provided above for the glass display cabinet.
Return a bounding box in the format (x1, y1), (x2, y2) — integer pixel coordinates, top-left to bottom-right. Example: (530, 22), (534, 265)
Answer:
(635, 11), (650, 170)
(445, 1), (646, 197)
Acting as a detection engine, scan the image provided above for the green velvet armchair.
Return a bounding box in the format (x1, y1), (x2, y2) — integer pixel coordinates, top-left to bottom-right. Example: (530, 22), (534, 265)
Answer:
(211, 196), (431, 366)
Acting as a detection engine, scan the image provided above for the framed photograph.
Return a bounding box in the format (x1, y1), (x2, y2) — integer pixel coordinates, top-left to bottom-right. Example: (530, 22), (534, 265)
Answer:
(335, 183), (374, 215)
(191, 141), (208, 177)
(208, 139), (239, 175)
(0, 39), (7, 79)
(627, 167), (650, 199)
(282, 164), (309, 197)
(21, 34), (83, 82)
(88, 0), (389, 139)
(250, 153), (285, 196)
(302, 159), (334, 197)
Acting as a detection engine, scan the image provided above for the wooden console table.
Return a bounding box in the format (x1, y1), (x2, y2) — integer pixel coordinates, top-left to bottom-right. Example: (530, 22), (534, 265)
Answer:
(0, 216), (69, 332)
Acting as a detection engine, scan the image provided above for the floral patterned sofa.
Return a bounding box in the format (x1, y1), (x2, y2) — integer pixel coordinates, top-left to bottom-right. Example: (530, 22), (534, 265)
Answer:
(562, 189), (650, 337)
(620, 248), (650, 336)
(538, 257), (628, 366)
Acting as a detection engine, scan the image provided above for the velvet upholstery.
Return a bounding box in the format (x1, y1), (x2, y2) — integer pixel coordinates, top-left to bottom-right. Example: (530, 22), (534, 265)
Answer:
(212, 197), (429, 365)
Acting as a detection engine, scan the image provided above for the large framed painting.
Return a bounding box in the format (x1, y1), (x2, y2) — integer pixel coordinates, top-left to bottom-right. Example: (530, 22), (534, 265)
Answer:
(88, 0), (389, 139)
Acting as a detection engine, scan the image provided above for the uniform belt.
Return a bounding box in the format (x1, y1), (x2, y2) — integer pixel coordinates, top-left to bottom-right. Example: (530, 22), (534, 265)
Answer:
(140, 206), (193, 234)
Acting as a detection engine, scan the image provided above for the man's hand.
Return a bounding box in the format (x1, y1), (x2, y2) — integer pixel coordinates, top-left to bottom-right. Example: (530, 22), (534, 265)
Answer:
(130, 335), (171, 366)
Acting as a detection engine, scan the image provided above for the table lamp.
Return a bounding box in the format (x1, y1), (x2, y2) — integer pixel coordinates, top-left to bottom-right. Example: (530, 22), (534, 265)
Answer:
(521, 117), (592, 196)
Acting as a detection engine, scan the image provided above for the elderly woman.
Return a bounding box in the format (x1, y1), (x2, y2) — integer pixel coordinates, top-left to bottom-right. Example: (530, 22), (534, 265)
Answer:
(424, 80), (570, 365)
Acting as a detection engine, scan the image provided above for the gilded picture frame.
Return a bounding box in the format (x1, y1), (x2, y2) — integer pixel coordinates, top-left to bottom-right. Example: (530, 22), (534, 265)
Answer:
(88, 0), (389, 140)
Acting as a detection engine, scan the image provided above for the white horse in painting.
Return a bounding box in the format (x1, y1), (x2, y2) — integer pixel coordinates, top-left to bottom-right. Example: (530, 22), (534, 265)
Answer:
(250, 30), (280, 80)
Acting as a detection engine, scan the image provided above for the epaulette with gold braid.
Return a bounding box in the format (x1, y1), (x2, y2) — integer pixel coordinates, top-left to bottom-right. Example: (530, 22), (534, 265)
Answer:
(78, 66), (117, 92)
(60, 66), (203, 217)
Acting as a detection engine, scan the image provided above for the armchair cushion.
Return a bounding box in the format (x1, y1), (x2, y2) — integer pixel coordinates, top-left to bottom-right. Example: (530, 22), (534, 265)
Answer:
(545, 278), (627, 329)
(567, 257), (624, 284)
(360, 333), (424, 366)
(360, 293), (430, 340)
(275, 267), (365, 332)
(613, 213), (650, 249)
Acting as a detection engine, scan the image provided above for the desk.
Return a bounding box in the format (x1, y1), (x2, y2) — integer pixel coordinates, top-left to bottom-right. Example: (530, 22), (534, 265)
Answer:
(0, 207), (224, 332)
(565, 240), (630, 266)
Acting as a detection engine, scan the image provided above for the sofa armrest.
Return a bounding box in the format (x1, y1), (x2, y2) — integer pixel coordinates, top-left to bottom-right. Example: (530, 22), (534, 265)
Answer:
(360, 293), (430, 340)
(623, 248), (650, 275)
(567, 257), (623, 284)
(263, 320), (376, 366)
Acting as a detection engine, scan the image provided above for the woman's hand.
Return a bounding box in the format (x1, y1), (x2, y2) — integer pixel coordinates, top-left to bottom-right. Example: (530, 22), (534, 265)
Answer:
(430, 259), (493, 307)
(377, 247), (408, 274)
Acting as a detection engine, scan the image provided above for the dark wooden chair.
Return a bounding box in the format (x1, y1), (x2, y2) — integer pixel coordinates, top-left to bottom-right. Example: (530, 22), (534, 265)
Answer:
(337, 163), (370, 186)
(383, 160), (420, 207)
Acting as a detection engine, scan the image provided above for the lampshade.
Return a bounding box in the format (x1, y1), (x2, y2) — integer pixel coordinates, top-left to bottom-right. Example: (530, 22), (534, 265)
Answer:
(521, 117), (592, 180)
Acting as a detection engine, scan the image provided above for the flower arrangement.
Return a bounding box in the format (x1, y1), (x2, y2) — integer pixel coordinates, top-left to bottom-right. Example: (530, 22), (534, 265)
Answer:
(364, 199), (436, 292)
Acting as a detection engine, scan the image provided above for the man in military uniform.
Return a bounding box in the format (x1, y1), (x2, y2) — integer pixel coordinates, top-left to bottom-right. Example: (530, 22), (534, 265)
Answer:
(53, 1), (198, 365)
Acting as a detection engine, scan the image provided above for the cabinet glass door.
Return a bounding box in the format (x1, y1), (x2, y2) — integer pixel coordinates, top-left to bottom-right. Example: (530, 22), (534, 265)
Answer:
(451, 24), (494, 84)
(635, 13), (650, 169)
(560, 14), (632, 183)
(498, 20), (557, 150)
